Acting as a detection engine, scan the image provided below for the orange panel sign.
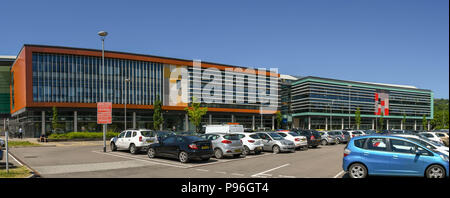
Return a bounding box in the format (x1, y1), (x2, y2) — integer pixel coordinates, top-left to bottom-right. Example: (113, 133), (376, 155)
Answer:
(97, 102), (112, 124)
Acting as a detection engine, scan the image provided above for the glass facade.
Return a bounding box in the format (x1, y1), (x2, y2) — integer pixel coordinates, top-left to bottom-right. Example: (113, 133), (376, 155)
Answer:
(32, 52), (163, 105)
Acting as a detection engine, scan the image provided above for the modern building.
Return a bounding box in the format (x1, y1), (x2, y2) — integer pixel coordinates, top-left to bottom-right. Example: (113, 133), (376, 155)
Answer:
(0, 56), (15, 132)
(290, 76), (433, 130)
(9, 44), (280, 137)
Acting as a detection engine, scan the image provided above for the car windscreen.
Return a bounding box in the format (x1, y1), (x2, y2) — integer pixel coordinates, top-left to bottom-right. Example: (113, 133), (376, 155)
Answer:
(249, 134), (261, 139)
(140, 131), (154, 137)
(223, 134), (241, 140)
(268, 133), (284, 140)
(312, 131), (321, 137)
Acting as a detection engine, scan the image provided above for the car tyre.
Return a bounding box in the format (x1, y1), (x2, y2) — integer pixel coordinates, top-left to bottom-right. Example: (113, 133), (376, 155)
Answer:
(179, 151), (189, 163)
(214, 148), (224, 159)
(110, 142), (117, 151)
(349, 163), (368, 178)
(273, 145), (280, 154)
(147, 148), (156, 158)
(321, 139), (328, 146)
(242, 146), (250, 156)
(129, 144), (138, 154)
(426, 165), (446, 178)
(336, 139), (341, 144)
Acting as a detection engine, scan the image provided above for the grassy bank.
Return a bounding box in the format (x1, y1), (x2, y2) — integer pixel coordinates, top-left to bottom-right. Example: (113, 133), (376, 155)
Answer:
(48, 132), (119, 140)
(7, 141), (42, 147)
(0, 166), (32, 178)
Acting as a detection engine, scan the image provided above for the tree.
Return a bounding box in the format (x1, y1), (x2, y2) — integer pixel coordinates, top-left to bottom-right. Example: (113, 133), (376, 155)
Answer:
(402, 113), (406, 129)
(355, 107), (361, 130)
(153, 95), (164, 130)
(422, 114), (428, 131)
(185, 96), (208, 133)
(276, 111), (282, 129)
(378, 112), (384, 131)
(52, 106), (59, 132)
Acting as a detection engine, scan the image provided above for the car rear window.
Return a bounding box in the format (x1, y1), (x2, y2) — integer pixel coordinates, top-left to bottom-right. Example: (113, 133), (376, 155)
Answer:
(342, 132), (349, 135)
(184, 136), (205, 142)
(223, 134), (240, 140)
(140, 131), (154, 137)
(289, 132), (300, 137)
(249, 134), (261, 139)
(277, 133), (287, 137)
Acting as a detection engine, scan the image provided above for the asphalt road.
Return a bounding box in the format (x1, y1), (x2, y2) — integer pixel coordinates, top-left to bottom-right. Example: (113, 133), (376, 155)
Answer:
(10, 143), (347, 178)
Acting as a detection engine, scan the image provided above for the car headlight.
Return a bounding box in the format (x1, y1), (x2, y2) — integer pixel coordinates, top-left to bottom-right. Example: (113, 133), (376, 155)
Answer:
(440, 155), (449, 162)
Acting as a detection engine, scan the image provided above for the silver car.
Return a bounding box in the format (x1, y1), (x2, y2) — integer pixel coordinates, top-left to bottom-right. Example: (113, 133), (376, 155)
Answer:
(199, 133), (244, 159)
(256, 132), (296, 153)
(319, 131), (338, 145)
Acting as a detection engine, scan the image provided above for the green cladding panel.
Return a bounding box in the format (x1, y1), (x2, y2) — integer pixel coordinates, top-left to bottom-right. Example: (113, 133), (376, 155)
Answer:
(0, 66), (10, 116)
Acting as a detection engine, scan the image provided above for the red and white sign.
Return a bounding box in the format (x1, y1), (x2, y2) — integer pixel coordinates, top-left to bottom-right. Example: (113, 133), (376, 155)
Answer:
(97, 102), (112, 124)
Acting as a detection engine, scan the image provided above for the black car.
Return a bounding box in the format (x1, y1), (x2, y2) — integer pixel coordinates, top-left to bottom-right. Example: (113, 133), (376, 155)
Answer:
(146, 135), (213, 163)
(294, 129), (322, 148)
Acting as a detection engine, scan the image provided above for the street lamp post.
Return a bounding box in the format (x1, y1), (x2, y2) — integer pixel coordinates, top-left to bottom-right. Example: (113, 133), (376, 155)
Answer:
(348, 85), (351, 129)
(124, 78), (130, 130)
(98, 31), (108, 152)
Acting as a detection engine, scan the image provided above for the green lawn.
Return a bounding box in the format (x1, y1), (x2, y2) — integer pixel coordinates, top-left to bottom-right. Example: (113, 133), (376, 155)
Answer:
(0, 166), (32, 178)
(7, 141), (42, 147)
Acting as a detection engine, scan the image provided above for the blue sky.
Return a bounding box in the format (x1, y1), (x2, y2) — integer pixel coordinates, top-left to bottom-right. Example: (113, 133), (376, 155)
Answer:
(1, 0), (448, 98)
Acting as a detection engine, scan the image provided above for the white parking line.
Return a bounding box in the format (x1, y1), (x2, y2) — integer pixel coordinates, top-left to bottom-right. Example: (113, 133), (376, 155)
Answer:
(92, 151), (190, 169)
(195, 169), (209, 172)
(333, 170), (345, 178)
(231, 173), (245, 177)
(278, 175), (295, 178)
(8, 153), (24, 166)
(251, 163), (290, 178)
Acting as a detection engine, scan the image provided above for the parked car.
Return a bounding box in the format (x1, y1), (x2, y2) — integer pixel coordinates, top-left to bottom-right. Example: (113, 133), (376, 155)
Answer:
(393, 134), (449, 156)
(420, 132), (444, 145)
(232, 132), (264, 155)
(146, 135), (213, 163)
(343, 135), (449, 178)
(277, 130), (308, 150)
(0, 137), (4, 148)
(363, 130), (376, 135)
(434, 132), (449, 147)
(294, 130), (322, 148)
(328, 130), (351, 144)
(110, 129), (162, 154)
(347, 130), (365, 138)
(256, 132), (296, 153)
(0, 140), (3, 161)
(199, 133), (244, 159)
(319, 131), (338, 145)
(205, 124), (244, 134)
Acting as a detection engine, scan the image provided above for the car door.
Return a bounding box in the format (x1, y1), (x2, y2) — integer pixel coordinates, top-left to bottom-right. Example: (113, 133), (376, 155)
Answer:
(116, 132), (126, 149)
(260, 133), (273, 151)
(363, 137), (393, 175)
(160, 136), (176, 157)
(123, 131), (133, 149)
(388, 139), (431, 176)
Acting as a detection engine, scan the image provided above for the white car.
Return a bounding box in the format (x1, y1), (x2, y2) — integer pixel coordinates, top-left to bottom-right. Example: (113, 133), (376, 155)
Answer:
(232, 132), (264, 155)
(393, 134), (449, 156)
(347, 130), (365, 138)
(419, 132), (444, 145)
(277, 131), (308, 150)
(110, 129), (158, 154)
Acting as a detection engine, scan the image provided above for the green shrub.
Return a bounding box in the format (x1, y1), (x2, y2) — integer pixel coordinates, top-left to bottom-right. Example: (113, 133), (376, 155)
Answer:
(48, 132), (119, 139)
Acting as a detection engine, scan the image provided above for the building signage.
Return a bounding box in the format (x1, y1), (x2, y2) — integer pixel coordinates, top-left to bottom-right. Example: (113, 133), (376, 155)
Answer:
(97, 102), (112, 124)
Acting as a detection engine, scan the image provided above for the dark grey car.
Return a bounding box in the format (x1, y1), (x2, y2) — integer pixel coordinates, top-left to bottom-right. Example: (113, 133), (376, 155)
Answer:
(328, 130), (351, 144)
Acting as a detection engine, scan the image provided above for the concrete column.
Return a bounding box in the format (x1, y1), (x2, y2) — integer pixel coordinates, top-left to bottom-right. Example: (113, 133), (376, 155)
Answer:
(209, 114), (212, 125)
(428, 120), (430, 131)
(401, 119), (403, 130)
(260, 115), (263, 129)
(272, 115), (275, 130)
(325, 117), (328, 131)
(372, 119), (375, 130)
(308, 116), (311, 130)
(132, 112), (136, 129)
(414, 120), (417, 131)
(74, 111), (77, 132)
(252, 115), (255, 131)
(387, 119), (389, 130)
(42, 111), (46, 135)
(185, 114), (189, 131)
(231, 114), (235, 123)
(341, 118), (344, 130)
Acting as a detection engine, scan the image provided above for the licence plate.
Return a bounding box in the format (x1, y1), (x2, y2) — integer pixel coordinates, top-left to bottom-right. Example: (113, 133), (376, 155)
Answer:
(201, 146), (210, 149)
(235, 149), (241, 153)
(146, 140), (154, 143)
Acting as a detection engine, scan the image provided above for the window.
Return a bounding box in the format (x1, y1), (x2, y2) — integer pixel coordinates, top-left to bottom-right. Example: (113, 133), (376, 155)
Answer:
(390, 139), (416, 154)
(118, 132), (125, 138)
(132, 132), (137, 137)
(141, 131), (154, 137)
(278, 133), (287, 137)
(176, 137), (184, 143)
(223, 134), (240, 140)
(354, 138), (367, 148)
(367, 138), (387, 151)
(125, 131), (132, 138)
(163, 136), (176, 144)
(249, 134), (261, 139)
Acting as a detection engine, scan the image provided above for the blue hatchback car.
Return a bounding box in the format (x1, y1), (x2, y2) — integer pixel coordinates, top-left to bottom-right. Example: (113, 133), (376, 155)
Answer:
(343, 135), (449, 178)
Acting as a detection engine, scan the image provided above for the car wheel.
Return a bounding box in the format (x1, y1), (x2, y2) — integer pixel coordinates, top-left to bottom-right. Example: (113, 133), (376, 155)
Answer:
(110, 142), (117, 151)
(349, 163), (367, 178)
(321, 140), (328, 146)
(426, 165), (446, 178)
(303, 146), (309, 151)
(147, 148), (156, 158)
(242, 146), (250, 156)
(273, 145), (280, 154)
(336, 139), (341, 144)
(179, 151), (189, 163)
(214, 149), (224, 159)
(129, 144), (137, 154)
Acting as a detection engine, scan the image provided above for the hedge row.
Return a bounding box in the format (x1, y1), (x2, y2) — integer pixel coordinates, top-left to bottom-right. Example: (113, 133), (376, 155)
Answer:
(48, 132), (119, 139)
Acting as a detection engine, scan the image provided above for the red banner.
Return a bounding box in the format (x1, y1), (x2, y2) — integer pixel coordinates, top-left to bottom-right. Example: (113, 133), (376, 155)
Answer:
(97, 102), (112, 124)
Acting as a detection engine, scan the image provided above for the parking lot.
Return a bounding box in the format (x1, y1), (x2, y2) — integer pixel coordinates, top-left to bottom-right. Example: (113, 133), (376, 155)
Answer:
(9, 142), (347, 178)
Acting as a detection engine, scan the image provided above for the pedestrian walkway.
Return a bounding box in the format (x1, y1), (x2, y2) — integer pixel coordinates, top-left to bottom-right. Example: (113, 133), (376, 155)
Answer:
(0, 136), (105, 147)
